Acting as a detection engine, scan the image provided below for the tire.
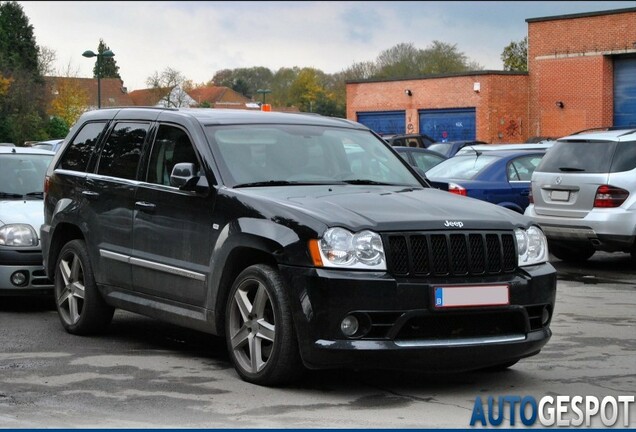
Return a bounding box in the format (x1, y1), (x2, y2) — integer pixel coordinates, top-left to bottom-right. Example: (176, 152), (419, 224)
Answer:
(54, 239), (114, 335)
(549, 242), (595, 262)
(225, 264), (304, 386)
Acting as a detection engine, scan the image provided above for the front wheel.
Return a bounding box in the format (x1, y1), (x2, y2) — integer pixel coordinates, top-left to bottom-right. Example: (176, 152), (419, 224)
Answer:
(54, 239), (114, 334)
(225, 264), (303, 386)
(549, 242), (595, 262)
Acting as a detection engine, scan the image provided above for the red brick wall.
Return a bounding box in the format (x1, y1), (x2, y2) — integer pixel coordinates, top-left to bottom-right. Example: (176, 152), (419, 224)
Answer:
(346, 9), (635, 142)
(346, 74), (528, 143)
(528, 10), (636, 137)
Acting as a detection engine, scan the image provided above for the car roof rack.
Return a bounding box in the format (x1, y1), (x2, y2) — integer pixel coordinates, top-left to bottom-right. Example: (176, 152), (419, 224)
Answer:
(569, 126), (636, 136)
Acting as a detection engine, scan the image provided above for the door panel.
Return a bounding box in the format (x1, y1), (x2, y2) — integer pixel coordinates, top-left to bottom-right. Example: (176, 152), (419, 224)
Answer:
(132, 124), (214, 306)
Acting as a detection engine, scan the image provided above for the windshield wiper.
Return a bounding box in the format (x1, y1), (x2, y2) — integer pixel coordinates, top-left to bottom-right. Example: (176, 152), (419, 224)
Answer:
(0, 192), (23, 198)
(25, 191), (44, 198)
(233, 180), (341, 188)
(341, 179), (405, 186)
(558, 167), (585, 172)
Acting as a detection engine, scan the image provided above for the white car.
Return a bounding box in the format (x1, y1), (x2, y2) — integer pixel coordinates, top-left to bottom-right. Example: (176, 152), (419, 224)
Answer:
(525, 129), (636, 262)
(0, 146), (55, 294)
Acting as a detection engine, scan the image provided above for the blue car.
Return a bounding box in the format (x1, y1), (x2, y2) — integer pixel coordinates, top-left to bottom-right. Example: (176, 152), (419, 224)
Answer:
(426, 149), (546, 213)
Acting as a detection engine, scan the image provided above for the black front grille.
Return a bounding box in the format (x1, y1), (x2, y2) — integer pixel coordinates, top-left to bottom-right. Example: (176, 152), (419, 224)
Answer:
(385, 231), (517, 277)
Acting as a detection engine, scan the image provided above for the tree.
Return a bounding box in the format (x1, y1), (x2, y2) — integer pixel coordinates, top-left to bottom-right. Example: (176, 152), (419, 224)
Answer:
(375, 43), (423, 78)
(92, 38), (120, 79)
(38, 46), (57, 76)
(146, 67), (191, 107)
(48, 78), (89, 128)
(0, 1), (47, 145)
(501, 36), (528, 72)
(419, 40), (481, 74)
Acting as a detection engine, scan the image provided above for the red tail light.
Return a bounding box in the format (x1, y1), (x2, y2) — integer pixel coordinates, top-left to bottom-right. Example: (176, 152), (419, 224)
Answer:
(528, 187), (533, 204)
(44, 176), (50, 194)
(448, 182), (467, 196)
(594, 185), (629, 208)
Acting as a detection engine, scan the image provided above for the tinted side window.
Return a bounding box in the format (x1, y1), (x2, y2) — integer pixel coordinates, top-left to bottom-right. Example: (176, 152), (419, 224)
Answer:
(97, 122), (149, 180)
(610, 142), (636, 172)
(146, 125), (199, 186)
(58, 122), (107, 172)
(536, 141), (617, 173)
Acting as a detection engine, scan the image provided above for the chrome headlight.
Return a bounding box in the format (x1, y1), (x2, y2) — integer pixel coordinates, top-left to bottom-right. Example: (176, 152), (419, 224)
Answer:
(0, 224), (39, 247)
(315, 227), (386, 270)
(515, 226), (548, 266)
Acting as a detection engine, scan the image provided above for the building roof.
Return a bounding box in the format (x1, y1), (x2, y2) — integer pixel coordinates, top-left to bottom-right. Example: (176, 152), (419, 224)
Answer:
(44, 77), (133, 107)
(345, 70), (528, 85)
(526, 7), (636, 23)
(188, 86), (251, 107)
(128, 87), (172, 106)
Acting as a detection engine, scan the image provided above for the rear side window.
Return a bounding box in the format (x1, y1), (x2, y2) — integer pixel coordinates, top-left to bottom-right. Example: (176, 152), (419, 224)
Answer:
(610, 142), (636, 172)
(536, 141), (617, 173)
(57, 122), (107, 172)
(97, 122), (149, 180)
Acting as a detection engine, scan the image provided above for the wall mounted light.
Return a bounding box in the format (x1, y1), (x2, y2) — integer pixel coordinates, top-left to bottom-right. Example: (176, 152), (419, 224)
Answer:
(555, 101), (564, 109)
(404, 89), (412, 96)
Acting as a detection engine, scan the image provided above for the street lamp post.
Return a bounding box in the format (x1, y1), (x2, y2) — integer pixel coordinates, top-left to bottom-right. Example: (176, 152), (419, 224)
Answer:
(82, 49), (115, 109)
(256, 88), (272, 105)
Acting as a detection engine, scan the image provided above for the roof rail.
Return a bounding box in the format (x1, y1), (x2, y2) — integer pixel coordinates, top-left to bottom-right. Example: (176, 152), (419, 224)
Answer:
(103, 106), (179, 111)
(569, 126), (636, 135)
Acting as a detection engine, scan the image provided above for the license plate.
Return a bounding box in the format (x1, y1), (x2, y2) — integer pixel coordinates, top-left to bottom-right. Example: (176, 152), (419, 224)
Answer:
(550, 190), (569, 201)
(434, 285), (509, 308)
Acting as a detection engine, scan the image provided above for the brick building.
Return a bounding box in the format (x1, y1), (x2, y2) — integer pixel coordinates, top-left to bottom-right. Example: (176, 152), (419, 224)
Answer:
(346, 7), (636, 143)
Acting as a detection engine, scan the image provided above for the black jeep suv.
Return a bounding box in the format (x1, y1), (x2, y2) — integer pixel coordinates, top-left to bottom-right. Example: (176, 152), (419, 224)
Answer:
(42, 107), (556, 386)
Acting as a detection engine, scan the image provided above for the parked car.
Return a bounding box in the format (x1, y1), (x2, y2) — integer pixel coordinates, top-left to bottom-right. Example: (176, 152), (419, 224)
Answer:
(0, 146), (55, 295)
(426, 149), (546, 214)
(42, 107), (556, 386)
(384, 133), (436, 148)
(31, 139), (64, 153)
(525, 128), (636, 262)
(427, 140), (488, 158)
(394, 146), (447, 172)
(455, 141), (556, 156)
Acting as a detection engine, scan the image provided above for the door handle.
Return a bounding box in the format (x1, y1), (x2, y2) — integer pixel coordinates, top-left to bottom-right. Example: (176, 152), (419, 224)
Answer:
(81, 190), (100, 200)
(135, 201), (156, 213)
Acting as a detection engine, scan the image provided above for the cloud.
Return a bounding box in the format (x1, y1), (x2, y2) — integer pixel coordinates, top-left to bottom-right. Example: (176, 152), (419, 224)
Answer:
(20, 1), (636, 91)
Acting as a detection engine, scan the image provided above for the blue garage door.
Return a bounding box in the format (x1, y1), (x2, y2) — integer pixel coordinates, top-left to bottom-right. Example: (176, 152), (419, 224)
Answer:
(356, 111), (405, 135)
(419, 108), (476, 142)
(614, 56), (636, 127)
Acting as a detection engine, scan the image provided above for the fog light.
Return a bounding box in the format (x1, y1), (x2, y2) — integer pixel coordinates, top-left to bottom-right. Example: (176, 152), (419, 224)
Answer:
(541, 307), (550, 325)
(340, 315), (359, 337)
(11, 271), (28, 287)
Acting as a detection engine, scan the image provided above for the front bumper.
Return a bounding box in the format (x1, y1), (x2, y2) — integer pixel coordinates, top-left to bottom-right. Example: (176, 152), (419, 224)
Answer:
(0, 247), (53, 295)
(280, 263), (556, 371)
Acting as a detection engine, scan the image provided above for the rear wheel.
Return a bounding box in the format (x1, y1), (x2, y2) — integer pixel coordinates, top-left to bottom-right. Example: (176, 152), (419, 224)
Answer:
(54, 240), (114, 334)
(549, 242), (595, 262)
(225, 264), (303, 386)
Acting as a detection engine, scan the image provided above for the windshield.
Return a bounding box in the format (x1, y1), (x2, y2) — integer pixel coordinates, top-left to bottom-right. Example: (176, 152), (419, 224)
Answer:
(0, 154), (53, 196)
(426, 154), (498, 180)
(427, 143), (452, 157)
(205, 124), (422, 188)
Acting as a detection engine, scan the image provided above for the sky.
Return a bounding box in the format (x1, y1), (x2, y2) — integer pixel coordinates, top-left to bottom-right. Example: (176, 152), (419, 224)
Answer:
(19, 1), (636, 92)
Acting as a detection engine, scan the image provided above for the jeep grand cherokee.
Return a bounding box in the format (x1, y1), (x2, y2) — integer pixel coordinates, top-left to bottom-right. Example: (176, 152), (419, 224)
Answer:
(42, 108), (556, 386)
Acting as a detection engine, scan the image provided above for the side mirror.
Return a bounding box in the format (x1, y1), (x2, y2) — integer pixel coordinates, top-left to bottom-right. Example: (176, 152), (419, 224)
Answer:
(170, 162), (198, 189)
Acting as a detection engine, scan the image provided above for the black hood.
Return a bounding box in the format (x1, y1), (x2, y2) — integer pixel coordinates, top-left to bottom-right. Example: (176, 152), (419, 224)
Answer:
(229, 185), (531, 233)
